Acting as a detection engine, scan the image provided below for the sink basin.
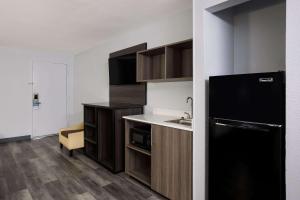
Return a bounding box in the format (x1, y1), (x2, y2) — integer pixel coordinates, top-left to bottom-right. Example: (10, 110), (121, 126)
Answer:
(165, 118), (192, 126)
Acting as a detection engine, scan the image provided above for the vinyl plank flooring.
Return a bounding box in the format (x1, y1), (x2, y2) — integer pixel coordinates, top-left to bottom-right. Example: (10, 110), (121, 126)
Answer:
(0, 136), (165, 200)
(44, 180), (72, 200)
(0, 177), (9, 198)
(8, 189), (33, 200)
(74, 192), (97, 200)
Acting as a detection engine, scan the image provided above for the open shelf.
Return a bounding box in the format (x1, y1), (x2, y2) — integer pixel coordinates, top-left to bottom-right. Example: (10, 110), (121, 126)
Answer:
(84, 137), (97, 145)
(85, 141), (97, 160)
(128, 169), (151, 187)
(127, 144), (151, 156)
(166, 39), (193, 79)
(137, 47), (166, 81)
(137, 39), (193, 82)
(125, 120), (152, 186)
(127, 148), (151, 186)
(84, 106), (96, 125)
(84, 126), (97, 142)
(84, 122), (96, 128)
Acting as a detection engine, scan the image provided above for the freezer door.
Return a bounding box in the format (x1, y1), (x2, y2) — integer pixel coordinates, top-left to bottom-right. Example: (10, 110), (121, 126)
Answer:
(209, 118), (285, 200)
(209, 72), (285, 124)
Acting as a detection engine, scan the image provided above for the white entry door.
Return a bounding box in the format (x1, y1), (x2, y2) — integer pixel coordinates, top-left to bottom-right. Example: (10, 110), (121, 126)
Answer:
(32, 61), (67, 138)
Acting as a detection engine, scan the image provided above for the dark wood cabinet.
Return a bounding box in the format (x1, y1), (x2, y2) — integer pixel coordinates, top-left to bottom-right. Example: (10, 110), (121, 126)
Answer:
(83, 103), (143, 173)
(137, 39), (193, 82)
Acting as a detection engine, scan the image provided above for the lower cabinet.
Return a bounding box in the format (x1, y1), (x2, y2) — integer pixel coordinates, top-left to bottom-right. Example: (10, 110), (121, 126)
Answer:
(125, 121), (192, 200)
(84, 104), (143, 173)
(151, 125), (192, 200)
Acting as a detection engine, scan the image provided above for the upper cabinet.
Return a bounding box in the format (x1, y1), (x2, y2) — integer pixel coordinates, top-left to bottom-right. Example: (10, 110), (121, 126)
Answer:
(137, 39), (193, 82)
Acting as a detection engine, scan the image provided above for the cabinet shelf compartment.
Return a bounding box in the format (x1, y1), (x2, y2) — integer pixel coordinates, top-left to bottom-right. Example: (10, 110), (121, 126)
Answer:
(166, 39), (193, 79)
(98, 109), (114, 171)
(127, 148), (151, 186)
(137, 47), (166, 81)
(85, 141), (97, 160)
(84, 126), (97, 142)
(84, 106), (96, 125)
(127, 144), (151, 156)
(85, 138), (97, 145)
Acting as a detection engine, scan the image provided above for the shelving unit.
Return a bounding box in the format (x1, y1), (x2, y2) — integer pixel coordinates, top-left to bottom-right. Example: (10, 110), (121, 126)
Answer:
(136, 39), (193, 82)
(84, 140), (97, 160)
(84, 106), (98, 159)
(127, 148), (151, 186)
(137, 47), (166, 81)
(84, 106), (96, 125)
(125, 120), (152, 185)
(166, 40), (193, 79)
(127, 144), (151, 156)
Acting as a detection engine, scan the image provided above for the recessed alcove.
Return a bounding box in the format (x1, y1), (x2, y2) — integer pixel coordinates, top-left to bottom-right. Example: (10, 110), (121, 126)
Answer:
(204, 0), (286, 77)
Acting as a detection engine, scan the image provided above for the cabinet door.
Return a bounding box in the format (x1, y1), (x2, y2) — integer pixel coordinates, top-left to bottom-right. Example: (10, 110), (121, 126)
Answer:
(98, 109), (114, 170)
(151, 125), (192, 200)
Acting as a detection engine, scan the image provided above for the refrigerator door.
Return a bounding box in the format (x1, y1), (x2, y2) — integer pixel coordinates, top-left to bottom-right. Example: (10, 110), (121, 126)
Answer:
(209, 118), (285, 200)
(209, 72), (285, 124)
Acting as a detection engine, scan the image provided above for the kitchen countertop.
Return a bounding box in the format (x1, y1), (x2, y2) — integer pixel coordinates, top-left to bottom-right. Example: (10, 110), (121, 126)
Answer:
(82, 102), (143, 109)
(123, 114), (193, 132)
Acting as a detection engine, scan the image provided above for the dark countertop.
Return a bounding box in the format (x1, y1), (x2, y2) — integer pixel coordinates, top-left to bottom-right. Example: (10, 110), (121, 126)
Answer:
(82, 102), (144, 110)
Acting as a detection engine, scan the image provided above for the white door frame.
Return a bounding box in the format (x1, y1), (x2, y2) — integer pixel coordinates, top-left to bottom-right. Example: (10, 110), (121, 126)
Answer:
(31, 60), (69, 138)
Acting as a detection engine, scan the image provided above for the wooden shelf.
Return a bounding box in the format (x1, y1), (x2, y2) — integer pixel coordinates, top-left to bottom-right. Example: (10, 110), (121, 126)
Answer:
(84, 106), (96, 125)
(137, 47), (166, 81)
(125, 121), (152, 188)
(137, 39), (192, 82)
(85, 141), (97, 160)
(166, 39), (193, 79)
(127, 144), (151, 156)
(128, 170), (151, 186)
(84, 122), (96, 128)
(84, 138), (97, 145)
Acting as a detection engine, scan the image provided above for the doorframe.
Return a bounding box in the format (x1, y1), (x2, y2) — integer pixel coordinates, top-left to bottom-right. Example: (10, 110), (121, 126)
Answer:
(31, 60), (69, 138)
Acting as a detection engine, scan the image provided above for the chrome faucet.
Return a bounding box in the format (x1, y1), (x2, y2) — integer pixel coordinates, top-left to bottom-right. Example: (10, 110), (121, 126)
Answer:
(186, 97), (193, 119)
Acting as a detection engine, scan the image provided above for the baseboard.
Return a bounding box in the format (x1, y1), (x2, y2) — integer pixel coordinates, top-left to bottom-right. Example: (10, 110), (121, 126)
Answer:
(0, 135), (31, 144)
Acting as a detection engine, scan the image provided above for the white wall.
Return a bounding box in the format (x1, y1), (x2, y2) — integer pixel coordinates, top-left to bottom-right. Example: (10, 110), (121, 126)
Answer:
(204, 9), (234, 78)
(73, 8), (193, 122)
(286, 1), (300, 199)
(203, 0), (286, 77)
(234, 1), (286, 73)
(193, 0), (206, 199)
(0, 47), (74, 139)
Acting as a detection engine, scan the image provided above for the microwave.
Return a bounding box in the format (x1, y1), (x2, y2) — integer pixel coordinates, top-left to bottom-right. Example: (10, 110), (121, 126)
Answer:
(130, 127), (151, 151)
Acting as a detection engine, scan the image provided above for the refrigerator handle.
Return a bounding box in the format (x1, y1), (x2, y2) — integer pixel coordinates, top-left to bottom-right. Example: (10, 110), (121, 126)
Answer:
(214, 121), (276, 132)
(214, 118), (282, 128)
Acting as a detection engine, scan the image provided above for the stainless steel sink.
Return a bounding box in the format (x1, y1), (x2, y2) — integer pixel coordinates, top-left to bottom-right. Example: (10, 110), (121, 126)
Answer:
(165, 118), (192, 126)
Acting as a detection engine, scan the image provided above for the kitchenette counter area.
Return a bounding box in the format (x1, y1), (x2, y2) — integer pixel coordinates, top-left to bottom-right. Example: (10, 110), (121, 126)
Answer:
(123, 113), (193, 200)
(123, 113), (193, 132)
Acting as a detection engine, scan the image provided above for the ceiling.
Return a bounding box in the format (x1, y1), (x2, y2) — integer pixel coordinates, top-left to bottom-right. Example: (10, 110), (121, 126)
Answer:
(0, 0), (192, 54)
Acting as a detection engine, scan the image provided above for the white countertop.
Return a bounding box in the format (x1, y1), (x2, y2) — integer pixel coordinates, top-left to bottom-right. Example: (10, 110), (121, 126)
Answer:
(123, 114), (193, 132)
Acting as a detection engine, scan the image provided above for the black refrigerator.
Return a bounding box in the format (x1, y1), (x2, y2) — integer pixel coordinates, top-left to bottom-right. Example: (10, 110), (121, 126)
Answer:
(209, 72), (285, 200)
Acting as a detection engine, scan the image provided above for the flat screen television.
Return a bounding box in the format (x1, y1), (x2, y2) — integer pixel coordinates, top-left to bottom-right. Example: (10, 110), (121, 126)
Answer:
(109, 53), (137, 85)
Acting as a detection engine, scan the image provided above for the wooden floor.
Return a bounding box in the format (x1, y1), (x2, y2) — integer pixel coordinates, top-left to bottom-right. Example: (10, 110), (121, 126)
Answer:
(0, 136), (165, 200)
